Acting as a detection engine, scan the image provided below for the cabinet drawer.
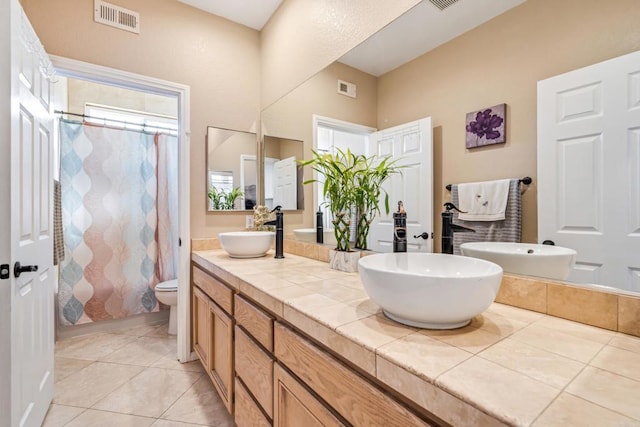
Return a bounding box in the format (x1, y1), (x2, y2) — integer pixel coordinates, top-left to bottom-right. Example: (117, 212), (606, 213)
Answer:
(235, 325), (274, 418)
(235, 377), (271, 427)
(274, 323), (433, 427)
(235, 295), (274, 352)
(193, 265), (233, 314)
(274, 363), (345, 427)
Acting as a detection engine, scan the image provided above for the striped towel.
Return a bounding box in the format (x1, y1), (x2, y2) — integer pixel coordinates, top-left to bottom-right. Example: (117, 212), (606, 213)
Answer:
(451, 179), (522, 255)
(53, 180), (65, 265)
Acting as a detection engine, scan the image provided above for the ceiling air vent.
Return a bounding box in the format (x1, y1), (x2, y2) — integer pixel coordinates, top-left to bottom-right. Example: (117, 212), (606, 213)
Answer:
(428, 0), (460, 11)
(94, 0), (140, 34)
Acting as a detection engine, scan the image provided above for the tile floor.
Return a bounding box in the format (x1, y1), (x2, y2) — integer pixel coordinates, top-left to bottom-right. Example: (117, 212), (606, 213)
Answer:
(43, 321), (234, 427)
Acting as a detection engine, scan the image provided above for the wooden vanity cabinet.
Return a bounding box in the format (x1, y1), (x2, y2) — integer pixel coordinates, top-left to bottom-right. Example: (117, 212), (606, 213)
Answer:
(273, 363), (345, 427)
(191, 266), (234, 414)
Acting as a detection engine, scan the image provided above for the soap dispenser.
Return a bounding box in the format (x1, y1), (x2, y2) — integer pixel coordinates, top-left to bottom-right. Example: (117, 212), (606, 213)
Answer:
(393, 201), (407, 253)
(316, 207), (324, 244)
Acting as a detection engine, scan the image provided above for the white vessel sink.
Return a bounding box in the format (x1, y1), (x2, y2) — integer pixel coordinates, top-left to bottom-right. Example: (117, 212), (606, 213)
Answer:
(358, 253), (503, 329)
(292, 228), (337, 245)
(218, 231), (274, 258)
(460, 242), (576, 281)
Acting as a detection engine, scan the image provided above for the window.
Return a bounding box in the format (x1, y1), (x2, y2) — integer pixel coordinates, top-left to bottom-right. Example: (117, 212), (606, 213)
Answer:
(84, 103), (178, 135)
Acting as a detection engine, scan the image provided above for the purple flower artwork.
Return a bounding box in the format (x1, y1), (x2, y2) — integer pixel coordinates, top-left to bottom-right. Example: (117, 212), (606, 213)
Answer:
(465, 103), (506, 148)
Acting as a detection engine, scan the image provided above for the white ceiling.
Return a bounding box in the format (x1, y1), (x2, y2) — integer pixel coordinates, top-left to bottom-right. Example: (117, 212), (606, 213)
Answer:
(177, 0), (283, 30)
(179, 0), (526, 76)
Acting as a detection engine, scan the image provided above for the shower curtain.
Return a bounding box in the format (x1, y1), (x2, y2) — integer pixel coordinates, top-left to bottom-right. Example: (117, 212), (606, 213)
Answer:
(58, 120), (178, 326)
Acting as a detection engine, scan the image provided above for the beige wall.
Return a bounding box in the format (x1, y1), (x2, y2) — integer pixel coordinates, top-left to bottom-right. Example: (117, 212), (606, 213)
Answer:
(260, 0), (420, 109)
(262, 61), (379, 228)
(22, 0), (261, 238)
(378, 0), (640, 249)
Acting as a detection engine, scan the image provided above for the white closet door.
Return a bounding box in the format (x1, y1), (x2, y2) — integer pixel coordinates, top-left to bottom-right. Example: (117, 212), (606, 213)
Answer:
(538, 49), (640, 291)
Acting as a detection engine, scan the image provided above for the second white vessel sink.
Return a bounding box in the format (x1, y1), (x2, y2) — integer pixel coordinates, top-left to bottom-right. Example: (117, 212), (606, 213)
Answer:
(358, 253), (503, 329)
(460, 242), (576, 280)
(218, 231), (274, 258)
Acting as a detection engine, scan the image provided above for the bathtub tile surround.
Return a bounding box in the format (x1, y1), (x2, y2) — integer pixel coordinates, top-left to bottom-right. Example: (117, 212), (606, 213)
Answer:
(192, 249), (640, 426)
(43, 320), (232, 426)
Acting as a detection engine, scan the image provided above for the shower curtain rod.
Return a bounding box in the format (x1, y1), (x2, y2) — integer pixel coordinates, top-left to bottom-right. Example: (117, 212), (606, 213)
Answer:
(55, 110), (178, 133)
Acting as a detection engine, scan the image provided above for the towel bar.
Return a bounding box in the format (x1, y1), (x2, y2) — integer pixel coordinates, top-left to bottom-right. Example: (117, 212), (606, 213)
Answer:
(446, 176), (532, 192)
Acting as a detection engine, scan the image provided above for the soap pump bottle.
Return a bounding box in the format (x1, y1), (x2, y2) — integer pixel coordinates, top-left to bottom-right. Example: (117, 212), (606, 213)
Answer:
(316, 207), (324, 244)
(393, 201), (407, 253)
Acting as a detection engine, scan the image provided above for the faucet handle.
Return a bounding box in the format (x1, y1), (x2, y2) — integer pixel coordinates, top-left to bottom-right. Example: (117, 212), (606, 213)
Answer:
(443, 202), (466, 213)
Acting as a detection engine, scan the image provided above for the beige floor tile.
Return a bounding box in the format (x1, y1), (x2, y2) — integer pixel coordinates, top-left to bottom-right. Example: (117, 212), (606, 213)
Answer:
(64, 409), (155, 427)
(533, 315), (616, 344)
(42, 404), (85, 427)
(478, 338), (584, 389)
(160, 376), (234, 426)
(151, 420), (208, 427)
(100, 336), (176, 366)
(510, 324), (606, 363)
(53, 362), (144, 407)
(112, 323), (164, 337)
(92, 367), (203, 418)
(533, 392), (640, 426)
(54, 357), (93, 383)
(567, 366), (640, 420)
(377, 332), (472, 381)
(590, 346), (640, 382)
(609, 333), (640, 354)
(336, 313), (416, 351)
(437, 357), (559, 426)
(144, 324), (173, 338)
(55, 333), (137, 360)
(151, 353), (205, 373)
(421, 325), (503, 354)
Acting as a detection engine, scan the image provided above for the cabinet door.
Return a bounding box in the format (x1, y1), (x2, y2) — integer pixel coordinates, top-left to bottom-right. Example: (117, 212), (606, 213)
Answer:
(192, 286), (210, 368)
(209, 300), (234, 414)
(274, 363), (345, 427)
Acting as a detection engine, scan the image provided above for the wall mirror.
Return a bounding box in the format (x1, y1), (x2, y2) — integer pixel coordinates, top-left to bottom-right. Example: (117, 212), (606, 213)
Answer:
(206, 126), (257, 211)
(260, 1), (640, 295)
(263, 135), (304, 211)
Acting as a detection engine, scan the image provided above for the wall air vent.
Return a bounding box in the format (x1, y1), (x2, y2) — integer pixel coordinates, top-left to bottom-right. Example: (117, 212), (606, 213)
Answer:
(94, 0), (140, 34)
(428, 0), (460, 11)
(337, 80), (357, 98)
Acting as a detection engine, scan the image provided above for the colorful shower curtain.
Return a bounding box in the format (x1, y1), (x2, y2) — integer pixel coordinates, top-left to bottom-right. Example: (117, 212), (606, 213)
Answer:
(58, 120), (178, 326)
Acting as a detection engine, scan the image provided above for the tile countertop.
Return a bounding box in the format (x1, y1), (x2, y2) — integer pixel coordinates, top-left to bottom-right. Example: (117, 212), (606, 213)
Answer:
(192, 249), (640, 427)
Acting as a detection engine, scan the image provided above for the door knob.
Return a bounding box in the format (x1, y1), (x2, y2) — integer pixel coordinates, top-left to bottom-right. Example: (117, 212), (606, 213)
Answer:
(542, 240), (555, 246)
(14, 262), (38, 278)
(413, 232), (430, 240)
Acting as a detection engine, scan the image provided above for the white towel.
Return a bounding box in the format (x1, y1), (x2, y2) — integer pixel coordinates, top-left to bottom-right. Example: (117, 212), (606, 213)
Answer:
(458, 179), (511, 221)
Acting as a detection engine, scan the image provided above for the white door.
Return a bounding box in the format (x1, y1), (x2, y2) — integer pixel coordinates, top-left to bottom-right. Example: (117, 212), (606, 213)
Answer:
(1, 1), (55, 426)
(273, 156), (297, 210)
(538, 49), (640, 291)
(368, 118), (433, 253)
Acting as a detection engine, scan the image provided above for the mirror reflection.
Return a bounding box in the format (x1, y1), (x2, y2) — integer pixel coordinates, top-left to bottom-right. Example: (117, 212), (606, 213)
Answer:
(206, 126), (257, 211)
(260, 2), (640, 294)
(263, 135), (304, 211)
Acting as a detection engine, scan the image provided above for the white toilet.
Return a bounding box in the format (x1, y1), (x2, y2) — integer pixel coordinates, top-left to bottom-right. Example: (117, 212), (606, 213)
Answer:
(155, 279), (178, 335)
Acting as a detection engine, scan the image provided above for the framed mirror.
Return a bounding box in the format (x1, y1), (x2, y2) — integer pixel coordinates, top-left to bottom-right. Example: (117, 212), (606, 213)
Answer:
(206, 126), (257, 211)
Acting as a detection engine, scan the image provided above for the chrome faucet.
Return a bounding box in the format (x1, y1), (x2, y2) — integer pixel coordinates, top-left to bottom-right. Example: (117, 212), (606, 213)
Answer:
(442, 202), (475, 254)
(264, 205), (284, 258)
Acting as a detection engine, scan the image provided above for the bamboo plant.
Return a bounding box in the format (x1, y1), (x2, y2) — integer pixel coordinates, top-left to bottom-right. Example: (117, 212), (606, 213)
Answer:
(353, 155), (402, 250)
(301, 148), (401, 252)
(208, 186), (244, 210)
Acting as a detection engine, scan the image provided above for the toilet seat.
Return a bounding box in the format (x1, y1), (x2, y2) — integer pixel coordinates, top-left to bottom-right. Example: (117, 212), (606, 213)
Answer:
(156, 279), (178, 292)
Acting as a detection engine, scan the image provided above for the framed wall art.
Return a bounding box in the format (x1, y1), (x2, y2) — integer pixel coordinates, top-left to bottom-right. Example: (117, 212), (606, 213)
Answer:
(465, 103), (506, 148)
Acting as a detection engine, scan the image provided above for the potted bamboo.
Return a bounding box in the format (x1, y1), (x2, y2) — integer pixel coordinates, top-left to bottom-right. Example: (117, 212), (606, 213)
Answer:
(302, 148), (400, 271)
